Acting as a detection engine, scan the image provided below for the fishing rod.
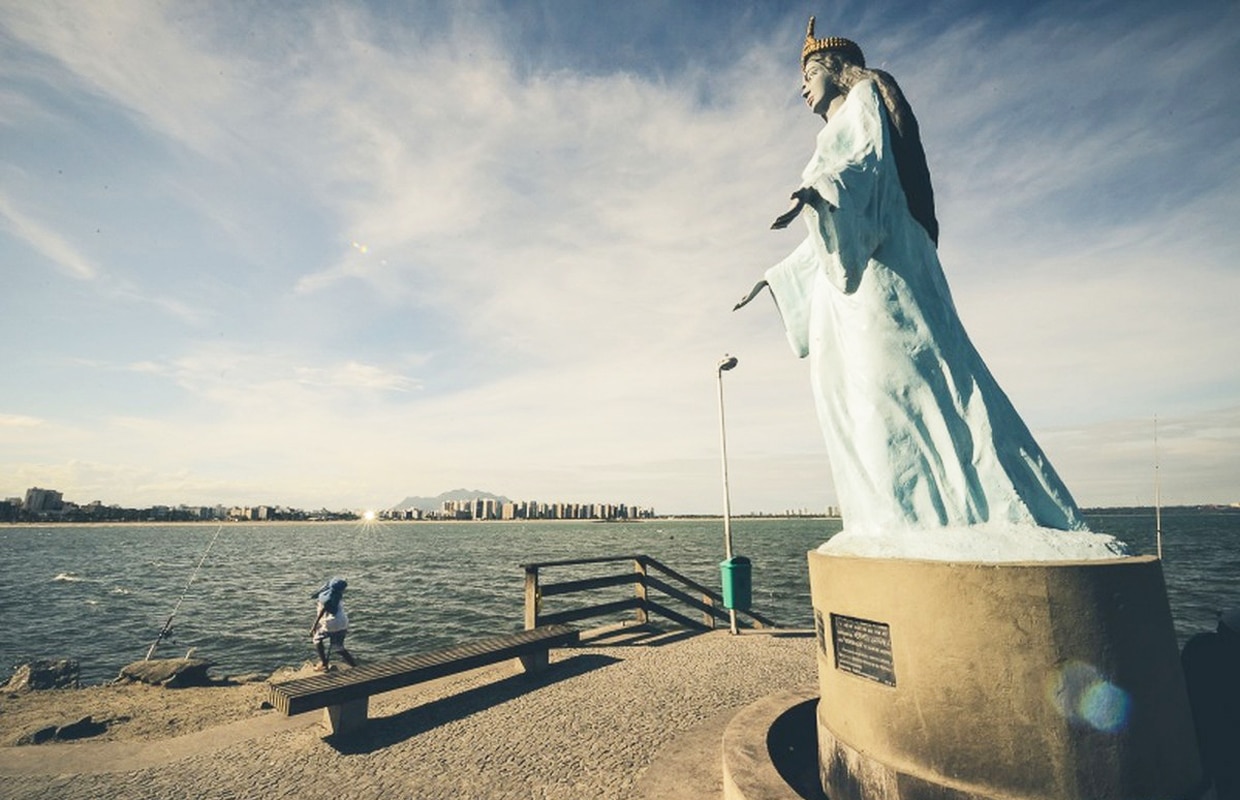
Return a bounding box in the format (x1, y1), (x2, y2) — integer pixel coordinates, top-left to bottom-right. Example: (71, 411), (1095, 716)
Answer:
(144, 524), (225, 661)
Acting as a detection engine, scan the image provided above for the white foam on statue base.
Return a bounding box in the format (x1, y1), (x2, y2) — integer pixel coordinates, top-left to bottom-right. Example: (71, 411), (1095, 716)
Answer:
(819, 524), (1129, 562)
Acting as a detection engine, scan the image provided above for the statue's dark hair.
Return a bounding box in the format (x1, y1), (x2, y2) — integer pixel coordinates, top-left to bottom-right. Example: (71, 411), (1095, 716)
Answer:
(810, 53), (939, 245)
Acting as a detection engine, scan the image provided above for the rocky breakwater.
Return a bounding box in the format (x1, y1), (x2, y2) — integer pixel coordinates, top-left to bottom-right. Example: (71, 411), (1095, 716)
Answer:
(2, 656), (270, 747)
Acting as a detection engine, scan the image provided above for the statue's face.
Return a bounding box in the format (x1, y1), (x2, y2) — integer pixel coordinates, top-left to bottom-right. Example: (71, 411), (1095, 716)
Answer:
(801, 57), (838, 115)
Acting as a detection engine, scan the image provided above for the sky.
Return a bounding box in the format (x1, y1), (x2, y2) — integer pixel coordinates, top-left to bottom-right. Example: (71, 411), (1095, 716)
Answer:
(2, 0), (1238, 515)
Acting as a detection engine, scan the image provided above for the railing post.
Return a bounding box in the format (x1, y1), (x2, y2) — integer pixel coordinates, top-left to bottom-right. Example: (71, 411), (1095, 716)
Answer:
(703, 592), (716, 630)
(634, 557), (648, 624)
(524, 566), (540, 630)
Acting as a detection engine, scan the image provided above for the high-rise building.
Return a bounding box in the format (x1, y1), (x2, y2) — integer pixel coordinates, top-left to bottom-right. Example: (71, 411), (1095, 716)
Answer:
(23, 487), (63, 514)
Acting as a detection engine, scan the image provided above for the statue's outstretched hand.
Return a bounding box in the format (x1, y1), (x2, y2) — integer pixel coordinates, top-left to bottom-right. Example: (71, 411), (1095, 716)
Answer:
(770, 198), (804, 230)
(734, 280), (769, 311)
(771, 186), (830, 230)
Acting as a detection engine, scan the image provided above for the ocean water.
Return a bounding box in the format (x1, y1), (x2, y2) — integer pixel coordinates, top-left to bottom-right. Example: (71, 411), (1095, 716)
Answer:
(1, 511), (1236, 685)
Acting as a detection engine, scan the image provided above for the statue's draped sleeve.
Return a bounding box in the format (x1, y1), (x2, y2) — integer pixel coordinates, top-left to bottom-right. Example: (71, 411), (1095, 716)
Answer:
(764, 238), (817, 358)
(765, 80), (886, 358)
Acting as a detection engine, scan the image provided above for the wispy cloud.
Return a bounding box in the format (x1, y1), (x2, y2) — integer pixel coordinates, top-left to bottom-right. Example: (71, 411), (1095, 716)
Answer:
(295, 362), (421, 392)
(1, 2), (249, 160)
(0, 191), (98, 279)
(0, 413), (44, 428)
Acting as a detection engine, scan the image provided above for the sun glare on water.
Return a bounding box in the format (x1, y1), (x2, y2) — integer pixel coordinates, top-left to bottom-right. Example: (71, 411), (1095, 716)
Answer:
(355, 509), (382, 534)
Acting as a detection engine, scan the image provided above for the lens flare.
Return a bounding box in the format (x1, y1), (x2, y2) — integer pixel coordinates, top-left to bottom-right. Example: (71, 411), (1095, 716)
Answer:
(1081, 681), (1130, 733)
(1048, 660), (1132, 733)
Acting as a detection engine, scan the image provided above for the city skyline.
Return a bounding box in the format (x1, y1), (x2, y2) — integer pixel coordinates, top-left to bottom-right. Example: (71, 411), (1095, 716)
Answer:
(12, 482), (1231, 526)
(4, 484), (658, 522)
(7, 482), (843, 522)
(2, 1), (1238, 515)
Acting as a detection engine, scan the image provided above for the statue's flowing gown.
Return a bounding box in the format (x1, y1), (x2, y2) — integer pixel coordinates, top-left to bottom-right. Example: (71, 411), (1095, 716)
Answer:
(765, 79), (1085, 536)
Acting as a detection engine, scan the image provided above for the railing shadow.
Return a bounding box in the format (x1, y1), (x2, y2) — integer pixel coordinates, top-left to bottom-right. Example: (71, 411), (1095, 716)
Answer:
(581, 622), (706, 648)
(326, 652), (619, 755)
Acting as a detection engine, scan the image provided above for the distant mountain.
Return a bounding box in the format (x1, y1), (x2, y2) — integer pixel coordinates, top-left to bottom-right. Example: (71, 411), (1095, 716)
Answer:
(390, 488), (509, 513)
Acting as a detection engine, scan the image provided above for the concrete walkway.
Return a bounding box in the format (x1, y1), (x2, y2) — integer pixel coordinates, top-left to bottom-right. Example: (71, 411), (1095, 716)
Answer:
(1, 627), (817, 800)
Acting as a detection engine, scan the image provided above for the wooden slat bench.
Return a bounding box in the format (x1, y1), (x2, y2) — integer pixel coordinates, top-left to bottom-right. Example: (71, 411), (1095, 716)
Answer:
(267, 623), (579, 735)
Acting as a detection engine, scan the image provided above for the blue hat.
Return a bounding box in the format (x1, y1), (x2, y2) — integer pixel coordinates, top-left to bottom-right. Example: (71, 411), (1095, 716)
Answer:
(311, 576), (347, 603)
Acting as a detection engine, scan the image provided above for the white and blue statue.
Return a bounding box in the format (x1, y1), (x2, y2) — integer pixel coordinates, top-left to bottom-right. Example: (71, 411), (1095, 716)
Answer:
(736, 19), (1126, 560)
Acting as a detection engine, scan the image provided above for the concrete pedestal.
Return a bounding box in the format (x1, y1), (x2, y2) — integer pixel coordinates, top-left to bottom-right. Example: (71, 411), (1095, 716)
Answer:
(808, 552), (1203, 799)
(323, 697), (368, 736)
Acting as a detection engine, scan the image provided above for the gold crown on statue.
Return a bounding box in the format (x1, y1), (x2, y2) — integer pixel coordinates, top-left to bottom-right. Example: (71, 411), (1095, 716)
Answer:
(801, 16), (865, 68)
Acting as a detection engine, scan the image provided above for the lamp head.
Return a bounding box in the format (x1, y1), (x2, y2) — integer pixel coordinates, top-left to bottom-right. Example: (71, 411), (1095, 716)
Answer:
(718, 355), (739, 372)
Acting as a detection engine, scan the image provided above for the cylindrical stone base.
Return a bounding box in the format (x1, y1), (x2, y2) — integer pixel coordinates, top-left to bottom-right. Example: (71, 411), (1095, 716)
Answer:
(808, 551), (1203, 799)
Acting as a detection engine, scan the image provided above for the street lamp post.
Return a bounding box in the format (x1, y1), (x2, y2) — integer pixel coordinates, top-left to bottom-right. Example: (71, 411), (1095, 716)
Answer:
(717, 354), (739, 634)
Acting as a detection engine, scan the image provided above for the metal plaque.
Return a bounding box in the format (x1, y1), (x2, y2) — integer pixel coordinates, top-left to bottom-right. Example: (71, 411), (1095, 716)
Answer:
(830, 613), (896, 687)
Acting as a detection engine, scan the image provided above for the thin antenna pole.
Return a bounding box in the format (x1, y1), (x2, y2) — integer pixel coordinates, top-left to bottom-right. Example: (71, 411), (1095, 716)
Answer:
(145, 524), (224, 660)
(1154, 415), (1162, 560)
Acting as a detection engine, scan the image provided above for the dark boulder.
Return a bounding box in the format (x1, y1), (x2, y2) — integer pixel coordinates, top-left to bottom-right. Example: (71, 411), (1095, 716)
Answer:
(118, 657), (215, 688)
(14, 716), (109, 745)
(3, 659), (80, 691)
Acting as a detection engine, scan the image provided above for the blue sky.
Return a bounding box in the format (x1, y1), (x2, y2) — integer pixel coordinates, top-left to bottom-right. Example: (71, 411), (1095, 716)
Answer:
(2, 0), (1237, 514)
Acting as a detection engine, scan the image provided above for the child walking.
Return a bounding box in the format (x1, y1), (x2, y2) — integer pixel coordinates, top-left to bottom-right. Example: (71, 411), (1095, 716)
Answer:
(310, 576), (358, 672)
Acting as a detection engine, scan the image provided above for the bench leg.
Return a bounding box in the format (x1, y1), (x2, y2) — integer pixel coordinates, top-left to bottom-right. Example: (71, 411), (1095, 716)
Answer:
(516, 647), (550, 674)
(323, 697), (369, 735)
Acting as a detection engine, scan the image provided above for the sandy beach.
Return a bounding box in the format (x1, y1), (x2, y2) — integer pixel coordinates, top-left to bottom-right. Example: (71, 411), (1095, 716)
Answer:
(0, 626), (817, 799)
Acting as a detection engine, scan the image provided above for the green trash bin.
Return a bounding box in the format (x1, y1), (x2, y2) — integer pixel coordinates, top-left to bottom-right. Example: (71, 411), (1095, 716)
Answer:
(720, 555), (752, 611)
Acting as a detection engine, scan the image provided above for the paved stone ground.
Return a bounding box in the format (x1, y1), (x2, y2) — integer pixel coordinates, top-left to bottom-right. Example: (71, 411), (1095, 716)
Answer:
(0, 627), (817, 800)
